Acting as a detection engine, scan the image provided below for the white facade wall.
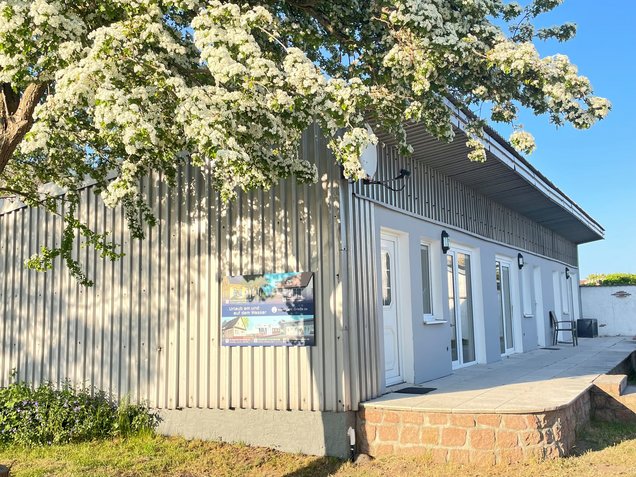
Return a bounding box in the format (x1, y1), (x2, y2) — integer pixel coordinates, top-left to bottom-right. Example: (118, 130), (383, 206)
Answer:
(580, 286), (636, 336)
(371, 205), (580, 388)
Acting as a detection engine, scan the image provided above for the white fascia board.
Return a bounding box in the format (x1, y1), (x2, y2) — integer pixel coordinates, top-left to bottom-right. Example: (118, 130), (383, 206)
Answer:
(445, 100), (604, 239)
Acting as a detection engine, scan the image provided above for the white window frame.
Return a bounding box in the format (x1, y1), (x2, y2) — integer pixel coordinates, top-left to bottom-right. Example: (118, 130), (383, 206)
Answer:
(451, 243), (485, 365)
(495, 254), (524, 354)
(420, 241), (434, 321)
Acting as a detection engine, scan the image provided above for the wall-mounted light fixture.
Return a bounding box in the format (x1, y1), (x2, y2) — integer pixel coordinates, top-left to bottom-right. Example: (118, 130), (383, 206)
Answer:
(517, 253), (524, 270)
(362, 168), (411, 192)
(565, 267), (570, 280)
(441, 230), (450, 254)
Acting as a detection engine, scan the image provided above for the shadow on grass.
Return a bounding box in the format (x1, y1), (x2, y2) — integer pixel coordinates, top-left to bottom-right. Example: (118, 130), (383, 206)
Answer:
(283, 456), (345, 477)
(572, 419), (636, 455)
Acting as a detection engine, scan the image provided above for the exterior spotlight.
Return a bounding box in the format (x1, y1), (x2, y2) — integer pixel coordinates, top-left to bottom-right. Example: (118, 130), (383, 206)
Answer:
(517, 253), (524, 270)
(565, 267), (570, 280)
(441, 231), (450, 254)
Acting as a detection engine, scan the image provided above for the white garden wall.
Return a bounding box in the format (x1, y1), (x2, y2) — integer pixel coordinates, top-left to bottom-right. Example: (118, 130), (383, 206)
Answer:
(580, 285), (636, 336)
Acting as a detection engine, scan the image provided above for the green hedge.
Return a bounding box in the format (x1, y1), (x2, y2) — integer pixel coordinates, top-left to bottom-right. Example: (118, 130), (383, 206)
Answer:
(582, 273), (636, 286)
(0, 380), (159, 446)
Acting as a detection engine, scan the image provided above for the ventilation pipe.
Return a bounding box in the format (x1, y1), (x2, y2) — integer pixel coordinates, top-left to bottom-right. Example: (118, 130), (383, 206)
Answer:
(347, 426), (356, 461)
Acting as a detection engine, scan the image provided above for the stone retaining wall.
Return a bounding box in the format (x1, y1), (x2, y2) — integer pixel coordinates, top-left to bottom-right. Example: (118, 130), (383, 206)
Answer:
(357, 392), (591, 464)
(591, 388), (636, 423)
(592, 354), (636, 423)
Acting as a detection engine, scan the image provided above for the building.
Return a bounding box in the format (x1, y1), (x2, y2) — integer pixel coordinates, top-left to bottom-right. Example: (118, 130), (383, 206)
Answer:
(221, 317), (248, 339)
(0, 106), (603, 457)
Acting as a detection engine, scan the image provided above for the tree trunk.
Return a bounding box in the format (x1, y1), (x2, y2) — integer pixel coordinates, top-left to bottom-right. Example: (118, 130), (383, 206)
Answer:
(0, 82), (49, 177)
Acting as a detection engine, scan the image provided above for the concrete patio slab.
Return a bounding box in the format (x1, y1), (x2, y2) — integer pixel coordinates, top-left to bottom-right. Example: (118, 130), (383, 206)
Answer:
(364, 337), (636, 414)
(356, 337), (636, 464)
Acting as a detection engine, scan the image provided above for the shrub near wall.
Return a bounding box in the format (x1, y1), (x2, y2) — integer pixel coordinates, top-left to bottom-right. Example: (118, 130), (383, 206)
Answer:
(582, 273), (636, 287)
(0, 380), (159, 446)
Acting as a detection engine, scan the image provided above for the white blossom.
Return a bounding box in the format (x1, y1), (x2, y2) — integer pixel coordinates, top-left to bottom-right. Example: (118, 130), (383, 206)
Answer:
(510, 130), (536, 155)
(0, 0), (611, 282)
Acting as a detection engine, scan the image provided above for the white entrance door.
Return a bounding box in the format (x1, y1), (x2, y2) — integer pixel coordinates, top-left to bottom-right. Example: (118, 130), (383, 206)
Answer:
(447, 250), (476, 368)
(381, 235), (402, 386)
(496, 260), (515, 355)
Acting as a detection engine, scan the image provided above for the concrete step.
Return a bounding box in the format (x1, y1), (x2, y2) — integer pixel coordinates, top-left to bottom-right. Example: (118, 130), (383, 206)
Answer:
(622, 384), (636, 397)
(593, 374), (628, 396)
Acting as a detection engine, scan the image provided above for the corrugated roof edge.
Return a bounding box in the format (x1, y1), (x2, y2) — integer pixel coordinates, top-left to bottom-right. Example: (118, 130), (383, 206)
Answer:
(446, 97), (604, 235)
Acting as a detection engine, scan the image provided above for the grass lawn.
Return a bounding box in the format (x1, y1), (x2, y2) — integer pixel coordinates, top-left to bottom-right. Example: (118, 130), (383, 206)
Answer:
(1, 420), (636, 477)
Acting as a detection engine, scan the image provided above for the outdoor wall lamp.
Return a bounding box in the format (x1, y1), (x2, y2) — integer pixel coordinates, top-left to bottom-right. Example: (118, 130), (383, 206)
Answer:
(517, 253), (524, 270)
(565, 267), (570, 279)
(441, 230), (450, 254)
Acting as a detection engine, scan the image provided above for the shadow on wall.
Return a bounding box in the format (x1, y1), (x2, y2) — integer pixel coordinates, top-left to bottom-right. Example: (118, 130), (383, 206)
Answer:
(0, 126), (365, 458)
(0, 151), (343, 411)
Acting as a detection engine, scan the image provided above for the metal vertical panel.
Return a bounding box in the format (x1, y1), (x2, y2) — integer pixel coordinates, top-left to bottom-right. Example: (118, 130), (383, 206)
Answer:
(0, 211), (7, 387)
(0, 124), (355, 412)
(8, 212), (18, 380)
(354, 143), (578, 264)
(91, 192), (102, 393)
(347, 196), (381, 403)
(32, 206), (44, 387)
(80, 190), (91, 390)
(143, 176), (155, 407)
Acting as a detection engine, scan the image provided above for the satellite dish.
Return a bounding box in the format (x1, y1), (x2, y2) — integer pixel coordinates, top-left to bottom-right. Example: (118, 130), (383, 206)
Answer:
(359, 124), (377, 179)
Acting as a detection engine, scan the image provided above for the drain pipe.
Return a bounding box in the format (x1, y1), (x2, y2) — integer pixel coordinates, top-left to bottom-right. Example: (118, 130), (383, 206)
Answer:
(347, 426), (356, 462)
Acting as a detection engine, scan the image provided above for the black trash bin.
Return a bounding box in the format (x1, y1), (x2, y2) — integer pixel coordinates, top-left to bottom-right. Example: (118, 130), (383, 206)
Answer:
(577, 318), (598, 338)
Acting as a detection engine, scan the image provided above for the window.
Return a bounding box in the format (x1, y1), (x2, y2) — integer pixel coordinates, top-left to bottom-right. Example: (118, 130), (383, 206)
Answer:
(561, 272), (570, 314)
(421, 244), (433, 317)
(382, 250), (392, 306)
(522, 268), (533, 316)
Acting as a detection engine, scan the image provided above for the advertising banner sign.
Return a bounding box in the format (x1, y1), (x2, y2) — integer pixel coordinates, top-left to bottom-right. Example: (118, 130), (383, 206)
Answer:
(221, 272), (315, 346)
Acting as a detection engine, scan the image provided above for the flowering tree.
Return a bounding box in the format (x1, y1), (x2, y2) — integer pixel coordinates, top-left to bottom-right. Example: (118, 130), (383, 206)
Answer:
(0, 0), (610, 284)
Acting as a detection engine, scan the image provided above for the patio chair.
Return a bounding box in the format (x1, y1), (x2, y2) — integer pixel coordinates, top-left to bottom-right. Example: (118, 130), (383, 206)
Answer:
(549, 311), (578, 346)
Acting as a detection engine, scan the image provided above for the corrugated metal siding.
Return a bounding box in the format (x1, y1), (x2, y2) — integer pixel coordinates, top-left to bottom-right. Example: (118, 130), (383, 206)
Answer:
(0, 125), (358, 412)
(354, 144), (578, 266)
(342, 193), (382, 406)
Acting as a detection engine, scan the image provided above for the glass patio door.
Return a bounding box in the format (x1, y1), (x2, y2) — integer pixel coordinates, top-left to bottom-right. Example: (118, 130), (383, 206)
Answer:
(496, 261), (514, 355)
(447, 251), (476, 367)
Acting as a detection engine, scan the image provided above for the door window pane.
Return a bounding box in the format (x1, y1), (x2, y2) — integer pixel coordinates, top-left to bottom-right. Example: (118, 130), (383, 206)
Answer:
(502, 265), (513, 350)
(496, 262), (505, 354)
(382, 250), (392, 306)
(421, 245), (432, 315)
(497, 261), (514, 354)
(457, 253), (475, 364)
(447, 255), (457, 362)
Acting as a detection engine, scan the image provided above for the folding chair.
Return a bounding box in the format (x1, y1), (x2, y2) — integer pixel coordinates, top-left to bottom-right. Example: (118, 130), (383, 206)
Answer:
(549, 310), (578, 346)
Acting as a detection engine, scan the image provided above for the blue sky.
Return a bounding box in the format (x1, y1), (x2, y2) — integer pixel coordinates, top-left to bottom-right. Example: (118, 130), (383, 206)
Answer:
(491, 1), (636, 278)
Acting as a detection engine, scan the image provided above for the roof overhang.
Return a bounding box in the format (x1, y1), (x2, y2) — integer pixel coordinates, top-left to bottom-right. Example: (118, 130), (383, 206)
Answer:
(374, 106), (604, 245)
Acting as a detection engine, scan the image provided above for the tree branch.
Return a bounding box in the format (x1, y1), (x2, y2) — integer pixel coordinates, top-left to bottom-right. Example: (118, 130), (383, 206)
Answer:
(0, 81), (50, 176)
(15, 82), (49, 124)
(286, 1), (356, 46)
(1, 83), (20, 121)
